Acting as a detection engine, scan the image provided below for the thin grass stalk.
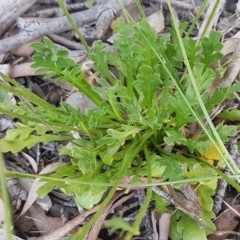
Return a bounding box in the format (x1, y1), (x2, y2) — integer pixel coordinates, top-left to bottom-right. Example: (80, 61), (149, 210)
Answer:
(135, 0), (146, 18)
(5, 169), (240, 189)
(186, 0), (209, 37)
(56, 0), (90, 53)
(198, 0), (222, 41)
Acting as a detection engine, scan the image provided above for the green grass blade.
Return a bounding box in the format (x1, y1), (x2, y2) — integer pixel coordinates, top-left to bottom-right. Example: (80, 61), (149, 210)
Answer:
(0, 153), (13, 240)
(56, 0), (90, 53)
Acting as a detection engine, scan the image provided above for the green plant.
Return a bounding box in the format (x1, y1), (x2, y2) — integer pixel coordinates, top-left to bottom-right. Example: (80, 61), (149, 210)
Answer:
(1, 1), (240, 240)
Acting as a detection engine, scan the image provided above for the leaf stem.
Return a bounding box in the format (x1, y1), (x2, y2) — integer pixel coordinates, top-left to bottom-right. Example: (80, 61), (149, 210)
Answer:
(0, 153), (13, 240)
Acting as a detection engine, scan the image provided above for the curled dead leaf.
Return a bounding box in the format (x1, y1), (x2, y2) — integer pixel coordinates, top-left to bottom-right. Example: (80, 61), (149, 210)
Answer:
(208, 205), (240, 240)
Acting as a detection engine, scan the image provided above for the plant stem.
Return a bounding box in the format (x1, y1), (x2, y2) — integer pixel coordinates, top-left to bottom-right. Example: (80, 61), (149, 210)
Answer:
(186, 0), (208, 37)
(198, 0), (221, 41)
(56, 0), (90, 53)
(4, 170), (240, 189)
(0, 153), (13, 240)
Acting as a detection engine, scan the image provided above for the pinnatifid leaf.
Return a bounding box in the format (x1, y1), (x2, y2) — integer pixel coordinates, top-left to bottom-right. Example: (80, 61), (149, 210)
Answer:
(0, 133), (65, 153)
(218, 109), (240, 121)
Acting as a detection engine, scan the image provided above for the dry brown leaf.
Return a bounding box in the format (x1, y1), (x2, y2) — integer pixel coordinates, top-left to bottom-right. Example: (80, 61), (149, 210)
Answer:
(16, 211), (35, 234)
(151, 210), (160, 240)
(151, 210), (171, 240)
(222, 37), (240, 56)
(208, 204), (240, 240)
(159, 213), (171, 240)
(207, 33), (240, 96)
(37, 204), (100, 240)
(19, 162), (66, 218)
(28, 203), (63, 235)
(11, 37), (42, 57)
(219, 39), (240, 88)
(147, 9), (165, 34)
(10, 62), (37, 78)
(0, 64), (11, 77)
(167, 184), (202, 223)
(118, 1), (142, 22)
(21, 152), (38, 173)
(37, 191), (130, 240)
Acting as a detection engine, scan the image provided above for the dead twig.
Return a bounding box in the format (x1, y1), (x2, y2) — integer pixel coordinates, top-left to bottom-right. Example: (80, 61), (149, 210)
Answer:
(159, 213), (171, 240)
(37, 204), (100, 240)
(151, 0), (196, 12)
(47, 33), (85, 50)
(219, 40), (240, 88)
(0, 0), (134, 55)
(0, 0), (37, 37)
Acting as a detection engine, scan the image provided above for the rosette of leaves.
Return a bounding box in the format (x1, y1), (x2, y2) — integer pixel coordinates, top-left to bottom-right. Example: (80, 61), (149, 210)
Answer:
(1, 16), (240, 239)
